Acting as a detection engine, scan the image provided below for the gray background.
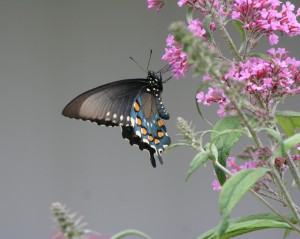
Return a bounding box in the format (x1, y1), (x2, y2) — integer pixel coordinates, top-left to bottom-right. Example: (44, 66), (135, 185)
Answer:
(0, 1), (299, 239)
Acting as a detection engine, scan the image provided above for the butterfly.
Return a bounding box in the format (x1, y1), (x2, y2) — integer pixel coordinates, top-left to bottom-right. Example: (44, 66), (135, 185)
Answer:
(62, 67), (171, 167)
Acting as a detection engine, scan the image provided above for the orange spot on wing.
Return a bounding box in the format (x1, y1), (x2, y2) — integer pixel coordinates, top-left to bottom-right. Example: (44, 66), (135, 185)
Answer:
(148, 135), (154, 142)
(136, 117), (142, 126)
(157, 119), (164, 127)
(141, 127), (147, 135)
(134, 101), (140, 112)
(157, 131), (164, 138)
(155, 139), (160, 144)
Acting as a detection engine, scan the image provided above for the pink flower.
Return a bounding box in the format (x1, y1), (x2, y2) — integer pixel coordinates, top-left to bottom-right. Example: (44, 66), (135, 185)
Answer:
(196, 92), (205, 102)
(227, 157), (237, 168)
(295, 143), (300, 151)
(217, 106), (227, 117)
(239, 161), (258, 170)
(292, 155), (300, 161)
(212, 179), (222, 191)
(188, 19), (207, 39)
(210, 22), (216, 30)
(197, 84), (231, 116)
(166, 34), (174, 47)
(231, 11), (240, 19)
(268, 33), (279, 45)
(177, 0), (188, 7)
(162, 34), (189, 78)
(147, 0), (164, 12)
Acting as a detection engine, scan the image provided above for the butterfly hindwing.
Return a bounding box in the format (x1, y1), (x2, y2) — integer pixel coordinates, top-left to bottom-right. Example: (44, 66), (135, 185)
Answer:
(121, 90), (171, 167)
(62, 79), (147, 126)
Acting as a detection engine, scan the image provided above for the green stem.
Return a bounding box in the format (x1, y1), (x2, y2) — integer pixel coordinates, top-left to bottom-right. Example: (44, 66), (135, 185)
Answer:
(216, 21), (243, 62)
(250, 190), (300, 234)
(214, 160), (300, 233)
(271, 167), (300, 226)
(286, 152), (300, 193)
(225, 88), (263, 148)
(204, 0), (243, 62)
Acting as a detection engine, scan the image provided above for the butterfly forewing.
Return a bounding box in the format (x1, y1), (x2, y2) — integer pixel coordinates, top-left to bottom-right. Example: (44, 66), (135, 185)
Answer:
(62, 79), (147, 126)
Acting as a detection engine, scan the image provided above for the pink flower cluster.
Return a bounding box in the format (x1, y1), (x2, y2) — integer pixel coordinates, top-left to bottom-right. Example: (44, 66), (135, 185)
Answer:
(212, 157), (259, 191)
(146, 0), (165, 12)
(231, 0), (300, 45)
(162, 34), (189, 78)
(197, 48), (300, 117)
(229, 48), (300, 97)
(196, 87), (234, 117)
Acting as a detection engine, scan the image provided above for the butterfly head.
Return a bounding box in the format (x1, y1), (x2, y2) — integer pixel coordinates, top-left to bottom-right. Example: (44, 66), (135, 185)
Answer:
(147, 70), (163, 92)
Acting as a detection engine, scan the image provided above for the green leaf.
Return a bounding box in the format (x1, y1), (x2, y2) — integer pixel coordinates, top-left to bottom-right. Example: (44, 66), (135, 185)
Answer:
(199, 219), (292, 239)
(186, 151), (210, 182)
(274, 133), (300, 157)
(283, 228), (292, 239)
(203, 15), (213, 43)
(231, 19), (246, 44)
(218, 168), (270, 237)
(111, 229), (152, 239)
(186, 7), (194, 24)
(249, 53), (271, 61)
(276, 110), (300, 137)
(211, 116), (247, 185)
(208, 143), (218, 161)
(164, 143), (189, 153)
(283, 133), (300, 153)
(198, 213), (296, 239)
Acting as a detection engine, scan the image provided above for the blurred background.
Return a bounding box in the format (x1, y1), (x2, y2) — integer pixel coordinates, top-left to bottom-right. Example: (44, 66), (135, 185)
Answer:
(0, 1), (299, 238)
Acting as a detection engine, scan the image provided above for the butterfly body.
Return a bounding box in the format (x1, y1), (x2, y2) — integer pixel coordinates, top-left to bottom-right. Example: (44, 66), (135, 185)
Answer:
(62, 71), (171, 167)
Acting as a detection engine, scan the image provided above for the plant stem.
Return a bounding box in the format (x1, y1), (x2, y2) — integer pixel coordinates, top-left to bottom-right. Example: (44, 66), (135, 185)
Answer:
(214, 160), (300, 233)
(214, 159), (233, 176)
(224, 88), (263, 148)
(250, 190), (300, 233)
(286, 152), (300, 192)
(270, 167), (300, 226)
(205, 0), (243, 62)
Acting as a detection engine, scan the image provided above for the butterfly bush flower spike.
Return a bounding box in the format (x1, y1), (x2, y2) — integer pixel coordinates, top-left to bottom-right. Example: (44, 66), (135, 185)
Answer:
(197, 48), (300, 116)
(162, 34), (189, 79)
(231, 0), (300, 45)
(51, 202), (101, 239)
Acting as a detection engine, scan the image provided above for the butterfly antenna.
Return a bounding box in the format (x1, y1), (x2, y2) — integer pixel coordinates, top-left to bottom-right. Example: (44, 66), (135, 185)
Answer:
(129, 56), (147, 73)
(162, 71), (174, 83)
(159, 64), (172, 74)
(147, 49), (153, 71)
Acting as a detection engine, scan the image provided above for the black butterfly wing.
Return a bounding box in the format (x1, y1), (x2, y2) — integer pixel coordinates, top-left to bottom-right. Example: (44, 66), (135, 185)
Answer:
(62, 79), (148, 127)
(121, 89), (171, 167)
